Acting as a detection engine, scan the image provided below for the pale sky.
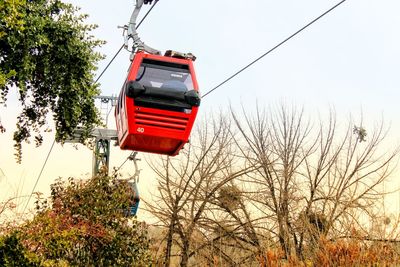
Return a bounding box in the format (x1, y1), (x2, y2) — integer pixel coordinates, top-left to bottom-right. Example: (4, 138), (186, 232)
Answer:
(1, 0), (400, 215)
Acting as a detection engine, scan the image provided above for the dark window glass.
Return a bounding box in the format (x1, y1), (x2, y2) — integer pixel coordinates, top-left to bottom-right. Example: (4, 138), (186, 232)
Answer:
(135, 61), (194, 92)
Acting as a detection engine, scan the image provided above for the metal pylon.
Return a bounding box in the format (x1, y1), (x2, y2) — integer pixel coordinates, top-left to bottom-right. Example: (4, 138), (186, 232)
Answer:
(92, 96), (118, 176)
(91, 128), (120, 176)
(93, 138), (110, 176)
(66, 96), (118, 176)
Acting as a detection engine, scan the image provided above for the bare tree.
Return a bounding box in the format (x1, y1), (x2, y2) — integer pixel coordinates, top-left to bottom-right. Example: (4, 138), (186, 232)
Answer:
(144, 115), (254, 266)
(189, 181), (269, 266)
(232, 104), (398, 259)
(144, 105), (398, 265)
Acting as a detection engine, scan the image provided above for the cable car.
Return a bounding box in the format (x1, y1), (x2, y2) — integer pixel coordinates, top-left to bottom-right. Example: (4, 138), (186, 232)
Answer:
(116, 178), (140, 217)
(115, 51), (201, 156)
(125, 181), (140, 217)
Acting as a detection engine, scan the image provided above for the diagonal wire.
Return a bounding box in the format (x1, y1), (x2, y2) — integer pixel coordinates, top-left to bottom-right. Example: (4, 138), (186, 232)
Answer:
(115, 1), (347, 169)
(22, 139), (56, 213)
(116, 154), (132, 172)
(114, 0), (160, 171)
(113, 152), (137, 176)
(21, 2), (160, 214)
(137, 0), (159, 29)
(202, 0), (347, 98)
(94, 0), (160, 83)
(95, 44), (125, 84)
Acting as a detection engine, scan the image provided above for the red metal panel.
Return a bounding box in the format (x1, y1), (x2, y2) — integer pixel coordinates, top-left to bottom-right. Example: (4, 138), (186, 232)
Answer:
(135, 112), (189, 125)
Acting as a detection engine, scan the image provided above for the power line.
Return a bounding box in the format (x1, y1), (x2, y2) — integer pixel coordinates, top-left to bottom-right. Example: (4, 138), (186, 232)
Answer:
(115, 152), (136, 173)
(94, 1), (160, 174)
(95, 44), (124, 84)
(112, 0), (347, 171)
(202, 0), (347, 98)
(117, 156), (131, 171)
(94, 0), (160, 83)
(23, 139), (56, 213)
(20, 1), (158, 213)
(137, 0), (159, 29)
(0, 168), (5, 183)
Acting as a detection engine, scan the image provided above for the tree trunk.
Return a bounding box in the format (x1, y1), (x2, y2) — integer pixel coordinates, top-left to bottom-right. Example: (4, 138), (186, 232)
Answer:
(180, 238), (190, 267)
(163, 218), (174, 267)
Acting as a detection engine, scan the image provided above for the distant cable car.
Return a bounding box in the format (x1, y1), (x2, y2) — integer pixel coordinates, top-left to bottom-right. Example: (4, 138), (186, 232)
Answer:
(125, 181), (140, 217)
(115, 51), (200, 156)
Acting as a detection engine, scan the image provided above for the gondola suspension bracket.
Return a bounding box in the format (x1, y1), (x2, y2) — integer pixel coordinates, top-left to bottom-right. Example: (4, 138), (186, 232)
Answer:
(122, 0), (196, 61)
(124, 0), (161, 56)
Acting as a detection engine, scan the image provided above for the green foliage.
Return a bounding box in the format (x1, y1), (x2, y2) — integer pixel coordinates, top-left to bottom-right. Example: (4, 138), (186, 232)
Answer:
(0, 0), (104, 162)
(0, 232), (38, 266)
(0, 173), (151, 266)
(353, 125), (367, 142)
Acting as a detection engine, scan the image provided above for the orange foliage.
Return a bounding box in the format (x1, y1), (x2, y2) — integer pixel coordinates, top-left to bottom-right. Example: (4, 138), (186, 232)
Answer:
(315, 238), (400, 266)
(256, 239), (400, 267)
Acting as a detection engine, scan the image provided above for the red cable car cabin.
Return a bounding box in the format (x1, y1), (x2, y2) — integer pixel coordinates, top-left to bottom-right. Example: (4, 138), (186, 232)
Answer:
(115, 51), (201, 156)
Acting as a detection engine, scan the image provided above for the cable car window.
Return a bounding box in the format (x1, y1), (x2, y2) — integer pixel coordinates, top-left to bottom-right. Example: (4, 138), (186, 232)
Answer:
(135, 61), (194, 92)
(118, 89), (124, 114)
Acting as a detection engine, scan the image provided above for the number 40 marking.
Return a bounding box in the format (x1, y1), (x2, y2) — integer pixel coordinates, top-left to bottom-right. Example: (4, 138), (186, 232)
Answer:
(137, 127), (145, 133)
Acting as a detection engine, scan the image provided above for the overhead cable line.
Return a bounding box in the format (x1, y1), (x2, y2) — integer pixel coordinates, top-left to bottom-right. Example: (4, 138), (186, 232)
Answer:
(114, 1), (347, 170)
(114, 151), (137, 174)
(96, 1), (160, 173)
(95, 44), (124, 84)
(23, 139), (56, 214)
(136, 0), (159, 29)
(94, 0), (160, 83)
(0, 167), (5, 183)
(116, 154), (132, 171)
(202, 0), (347, 98)
(21, 1), (158, 213)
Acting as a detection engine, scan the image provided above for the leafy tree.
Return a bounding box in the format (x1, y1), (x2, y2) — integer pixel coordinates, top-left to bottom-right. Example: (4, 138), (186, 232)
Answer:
(1, 173), (151, 266)
(0, 232), (39, 266)
(0, 0), (104, 161)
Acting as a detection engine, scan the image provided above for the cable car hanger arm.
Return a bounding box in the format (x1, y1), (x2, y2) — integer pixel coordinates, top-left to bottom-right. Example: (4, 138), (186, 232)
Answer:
(126, 0), (161, 56)
(124, 0), (196, 61)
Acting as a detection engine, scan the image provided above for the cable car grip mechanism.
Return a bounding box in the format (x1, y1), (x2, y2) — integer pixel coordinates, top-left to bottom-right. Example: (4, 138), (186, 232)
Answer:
(124, 0), (161, 56)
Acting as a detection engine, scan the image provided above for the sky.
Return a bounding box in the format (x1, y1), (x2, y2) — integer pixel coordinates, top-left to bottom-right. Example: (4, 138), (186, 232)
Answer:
(1, 0), (400, 215)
